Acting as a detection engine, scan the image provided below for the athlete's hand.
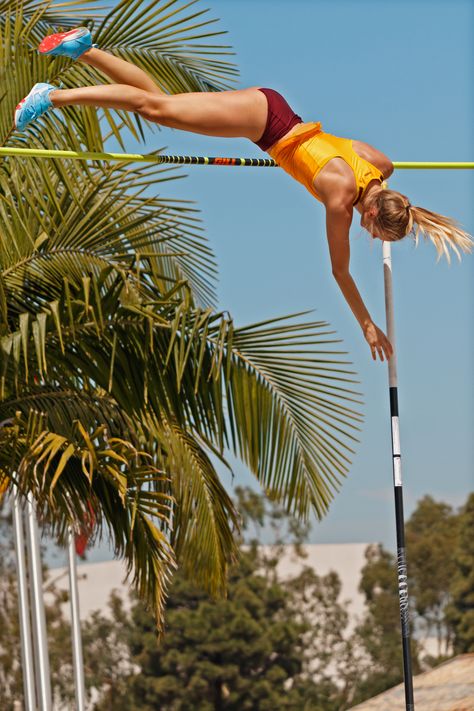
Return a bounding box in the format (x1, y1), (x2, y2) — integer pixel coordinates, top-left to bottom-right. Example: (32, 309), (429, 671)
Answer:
(363, 322), (393, 362)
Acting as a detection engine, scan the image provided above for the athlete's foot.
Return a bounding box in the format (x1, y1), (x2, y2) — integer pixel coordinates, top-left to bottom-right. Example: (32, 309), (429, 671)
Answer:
(15, 83), (57, 131)
(38, 27), (97, 60)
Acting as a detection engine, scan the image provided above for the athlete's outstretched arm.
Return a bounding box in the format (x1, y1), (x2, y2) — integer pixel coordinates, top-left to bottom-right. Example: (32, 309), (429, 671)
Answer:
(325, 203), (393, 362)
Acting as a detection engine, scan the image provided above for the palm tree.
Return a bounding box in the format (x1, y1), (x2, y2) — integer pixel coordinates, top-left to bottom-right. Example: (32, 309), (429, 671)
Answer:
(0, 0), (363, 628)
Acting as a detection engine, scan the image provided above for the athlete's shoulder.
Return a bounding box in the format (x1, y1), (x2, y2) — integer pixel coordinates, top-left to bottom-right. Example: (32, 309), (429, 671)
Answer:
(352, 139), (394, 178)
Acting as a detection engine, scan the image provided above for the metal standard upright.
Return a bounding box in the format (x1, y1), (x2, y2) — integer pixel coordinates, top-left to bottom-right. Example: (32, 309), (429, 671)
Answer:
(25, 493), (53, 711)
(68, 527), (86, 711)
(383, 240), (415, 710)
(12, 493), (37, 710)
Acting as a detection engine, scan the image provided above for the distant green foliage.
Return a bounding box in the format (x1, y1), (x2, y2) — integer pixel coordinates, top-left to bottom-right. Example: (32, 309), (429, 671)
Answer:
(94, 555), (328, 710)
(92, 488), (353, 711)
(406, 495), (460, 654)
(348, 493), (470, 706)
(0, 510), (25, 709)
(446, 493), (474, 653)
(349, 543), (421, 706)
(2, 491), (472, 709)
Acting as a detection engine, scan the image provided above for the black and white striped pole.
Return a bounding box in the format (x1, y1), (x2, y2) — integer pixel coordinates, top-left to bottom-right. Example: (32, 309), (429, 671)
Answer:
(383, 239), (415, 710)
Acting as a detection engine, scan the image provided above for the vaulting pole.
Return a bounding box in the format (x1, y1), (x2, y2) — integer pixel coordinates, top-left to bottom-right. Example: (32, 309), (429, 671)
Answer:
(68, 527), (86, 711)
(383, 239), (415, 710)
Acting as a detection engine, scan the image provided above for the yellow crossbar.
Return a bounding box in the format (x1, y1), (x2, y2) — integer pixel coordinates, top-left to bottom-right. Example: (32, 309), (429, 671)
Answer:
(0, 147), (473, 169)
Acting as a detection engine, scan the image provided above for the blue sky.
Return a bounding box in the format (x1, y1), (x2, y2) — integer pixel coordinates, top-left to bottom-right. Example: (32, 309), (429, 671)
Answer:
(48, 0), (473, 565)
(150, 0), (474, 546)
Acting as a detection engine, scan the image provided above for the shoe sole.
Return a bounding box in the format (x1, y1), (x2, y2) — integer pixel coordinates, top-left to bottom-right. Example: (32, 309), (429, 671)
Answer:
(38, 27), (89, 55)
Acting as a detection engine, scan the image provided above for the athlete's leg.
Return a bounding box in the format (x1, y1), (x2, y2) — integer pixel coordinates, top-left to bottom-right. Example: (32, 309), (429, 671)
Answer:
(79, 47), (165, 95)
(50, 83), (268, 140)
(137, 88), (268, 141)
(20, 37), (267, 137)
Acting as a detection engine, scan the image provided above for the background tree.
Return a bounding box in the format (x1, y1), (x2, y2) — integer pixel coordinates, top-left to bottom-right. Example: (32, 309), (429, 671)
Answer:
(349, 543), (421, 706)
(0, 0), (363, 632)
(234, 487), (357, 708)
(348, 493), (471, 705)
(3, 491), (471, 709)
(0, 507), (25, 708)
(405, 495), (460, 657)
(85, 489), (352, 711)
(445, 492), (474, 653)
(79, 594), (134, 707)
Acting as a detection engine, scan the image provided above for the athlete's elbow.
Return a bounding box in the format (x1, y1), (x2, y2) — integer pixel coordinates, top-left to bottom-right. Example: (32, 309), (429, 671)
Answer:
(332, 266), (350, 282)
(384, 160), (394, 179)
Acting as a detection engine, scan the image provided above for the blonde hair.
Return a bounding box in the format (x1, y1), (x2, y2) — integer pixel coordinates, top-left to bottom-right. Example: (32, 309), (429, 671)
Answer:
(372, 189), (473, 263)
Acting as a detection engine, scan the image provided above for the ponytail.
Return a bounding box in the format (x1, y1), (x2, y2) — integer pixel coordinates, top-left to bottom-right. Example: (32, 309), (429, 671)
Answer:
(375, 189), (473, 263)
(410, 204), (473, 263)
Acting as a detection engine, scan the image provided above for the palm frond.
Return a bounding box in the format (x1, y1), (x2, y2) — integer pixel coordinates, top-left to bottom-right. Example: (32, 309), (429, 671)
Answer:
(0, 144), (218, 307)
(94, 0), (238, 92)
(152, 419), (239, 595)
(226, 316), (363, 517)
(1, 282), (364, 519)
(150, 308), (364, 518)
(2, 414), (176, 630)
(0, 243), (364, 524)
(0, 387), (134, 440)
(0, 0), (103, 24)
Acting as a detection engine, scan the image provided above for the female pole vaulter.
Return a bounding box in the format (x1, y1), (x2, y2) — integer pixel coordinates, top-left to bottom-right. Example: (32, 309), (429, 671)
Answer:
(15, 28), (473, 362)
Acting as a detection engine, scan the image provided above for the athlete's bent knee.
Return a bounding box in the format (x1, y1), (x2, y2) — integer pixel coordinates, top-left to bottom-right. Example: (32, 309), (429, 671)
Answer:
(137, 94), (167, 124)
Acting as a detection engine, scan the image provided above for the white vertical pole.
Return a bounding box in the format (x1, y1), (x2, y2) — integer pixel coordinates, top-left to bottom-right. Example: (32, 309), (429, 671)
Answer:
(383, 240), (415, 710)
(12, 493), (37, 710)
(25, 493), (52, 711)
(68, 527), (86, 710)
